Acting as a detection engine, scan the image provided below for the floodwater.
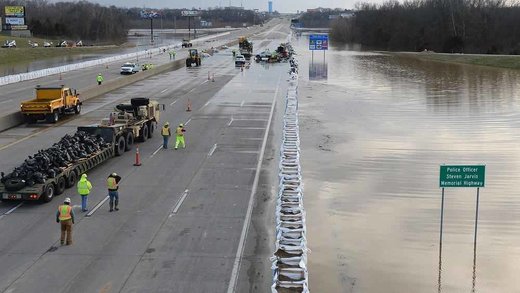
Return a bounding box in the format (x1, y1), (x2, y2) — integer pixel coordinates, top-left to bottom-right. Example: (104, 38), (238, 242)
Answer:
(0, 32), (189, 77)
(296, 36), (520, 292)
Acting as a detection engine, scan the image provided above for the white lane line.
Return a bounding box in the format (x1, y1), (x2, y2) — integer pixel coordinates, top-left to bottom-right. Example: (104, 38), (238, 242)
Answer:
(85, 196), (109, 217)
(228, 116), (234, 126)
(169, 189), (189, 216)
(240, 100), (245, 107)
(226, 75), (281, 293)
(0, 202), (24, 219)
(202, 80), (209, 85)
(160, 88), (168, 94)
(208, 143), (217, 157)
(201, 100), (211, 109)
(150, 145), (163, 157)
(170, 100), (178, 106)
(0, 99), (13, 105)
(184, 118), (192, 125)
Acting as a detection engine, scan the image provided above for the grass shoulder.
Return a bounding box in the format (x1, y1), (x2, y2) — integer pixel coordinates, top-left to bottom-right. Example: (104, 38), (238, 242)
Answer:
(388, 51), (520, 70)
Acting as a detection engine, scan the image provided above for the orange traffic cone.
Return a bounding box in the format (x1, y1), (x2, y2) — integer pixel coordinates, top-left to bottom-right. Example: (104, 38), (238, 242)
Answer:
(134, 146), (142, 166)
(186, 99), (192, 112)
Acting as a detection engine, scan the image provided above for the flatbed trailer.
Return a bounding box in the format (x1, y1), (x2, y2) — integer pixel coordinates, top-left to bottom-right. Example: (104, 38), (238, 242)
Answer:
(0, 147), (114, 202)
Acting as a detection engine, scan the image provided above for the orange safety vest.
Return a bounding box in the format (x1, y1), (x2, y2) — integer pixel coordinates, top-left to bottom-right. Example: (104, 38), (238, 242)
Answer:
(162, 126), (170, 136)
(107, 177), (117, 190)
(176, 127), (184, 136)
(58, 205), (72, 221)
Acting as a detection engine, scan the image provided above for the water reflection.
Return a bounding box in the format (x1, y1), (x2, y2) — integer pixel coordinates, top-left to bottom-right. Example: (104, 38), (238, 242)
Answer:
(294, 37), (520, 293)
(309, 61), (328, 81)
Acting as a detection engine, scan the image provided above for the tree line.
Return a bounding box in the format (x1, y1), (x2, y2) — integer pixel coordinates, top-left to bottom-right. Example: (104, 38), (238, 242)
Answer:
(1, 0), (129, 43)
(330, 0), (520, 54)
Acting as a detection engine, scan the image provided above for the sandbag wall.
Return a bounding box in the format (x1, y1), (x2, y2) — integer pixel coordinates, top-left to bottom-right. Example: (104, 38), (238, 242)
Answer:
(271, 57), (309, 293)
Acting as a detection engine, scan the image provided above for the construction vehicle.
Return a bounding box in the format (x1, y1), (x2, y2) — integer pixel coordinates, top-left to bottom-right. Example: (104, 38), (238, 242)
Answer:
(21, 85), (82, 123)
(186, 49), (201, 67)
(182, 39), (193, 48)
(0, 98), (163, 203)
(239, 37), (253, 59)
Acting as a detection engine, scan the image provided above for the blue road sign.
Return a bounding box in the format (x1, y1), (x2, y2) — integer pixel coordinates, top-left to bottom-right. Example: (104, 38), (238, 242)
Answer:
(309, 34), (329, 51)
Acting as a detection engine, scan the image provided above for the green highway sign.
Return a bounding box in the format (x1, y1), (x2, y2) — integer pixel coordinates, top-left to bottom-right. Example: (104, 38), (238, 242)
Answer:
(439, 165), (485, 188)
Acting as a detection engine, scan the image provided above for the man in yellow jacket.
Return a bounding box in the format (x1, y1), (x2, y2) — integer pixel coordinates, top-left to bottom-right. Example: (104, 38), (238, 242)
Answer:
(77, 173), (92, 212)
(174, 123), (186, 150)
(56, 197), (75, 245)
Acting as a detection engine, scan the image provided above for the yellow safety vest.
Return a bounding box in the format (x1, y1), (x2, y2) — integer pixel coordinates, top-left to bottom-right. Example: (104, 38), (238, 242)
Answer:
(176, 127), (184, 136)
(107, 177), (117, 190)
(77, 179), (90, 195)
(97, 75), (103, 82)
(58, 205), (72, 221)
(162, 126), (170, 136)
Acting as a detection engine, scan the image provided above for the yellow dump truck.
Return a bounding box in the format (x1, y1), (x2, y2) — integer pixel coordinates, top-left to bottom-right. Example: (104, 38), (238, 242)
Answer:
(21, 86), (82, 123)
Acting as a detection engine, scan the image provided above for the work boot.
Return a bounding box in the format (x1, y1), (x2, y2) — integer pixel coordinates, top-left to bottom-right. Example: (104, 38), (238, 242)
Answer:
(115, 207), (119, 211)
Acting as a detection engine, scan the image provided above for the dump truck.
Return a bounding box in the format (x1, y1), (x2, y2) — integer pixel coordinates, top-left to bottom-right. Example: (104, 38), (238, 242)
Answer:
(239, 37), (253, 59)
(0, 98), (162, 203)
(21, 86), (82, 123)
(186, 49), (201, 67)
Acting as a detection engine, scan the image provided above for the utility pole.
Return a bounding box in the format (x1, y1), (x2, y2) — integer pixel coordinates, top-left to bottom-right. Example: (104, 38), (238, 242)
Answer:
(150, 18), (154, 44)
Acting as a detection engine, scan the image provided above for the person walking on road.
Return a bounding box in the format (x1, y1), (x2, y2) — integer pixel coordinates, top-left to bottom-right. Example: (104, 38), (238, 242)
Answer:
(96, 73), (104, 85)
(107, 173), (122, 212)
(77, 173), (92, 212)
(174, 123), (186, 150)
(56, 197), (75, 245)
(162, 122), (171, 149)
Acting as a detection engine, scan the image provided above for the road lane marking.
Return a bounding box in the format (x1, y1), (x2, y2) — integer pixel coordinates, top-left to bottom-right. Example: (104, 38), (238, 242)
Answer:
(0, 202), (24, 219)
(86, 196), (109, 217)
(227, 75), (281, 293)
(170, 100), (178, 106)
(160, 88), (168, 94)
(169, 189), (189, 216)
(240, 100), (245, 107)
(150, 145), (163, 157)
(208, 143), (217, 157)
(201, 100), (211, 109)
(228, 116), (234, 126)
(184, 118), (192, 125)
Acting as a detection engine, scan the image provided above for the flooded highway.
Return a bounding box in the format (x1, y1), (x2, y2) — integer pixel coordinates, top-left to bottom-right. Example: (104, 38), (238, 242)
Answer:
(296, 36), (520, 292)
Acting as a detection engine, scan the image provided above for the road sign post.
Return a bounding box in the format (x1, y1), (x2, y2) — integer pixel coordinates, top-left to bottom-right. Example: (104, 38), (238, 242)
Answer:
(437, 164), (485, 292)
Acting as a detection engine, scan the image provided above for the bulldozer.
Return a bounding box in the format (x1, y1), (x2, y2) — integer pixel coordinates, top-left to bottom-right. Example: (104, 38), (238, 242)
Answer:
(186, 49), (201, 67)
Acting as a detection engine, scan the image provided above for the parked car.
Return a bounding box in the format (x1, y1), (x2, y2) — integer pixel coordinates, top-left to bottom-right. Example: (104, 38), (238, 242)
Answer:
(235, 55), (246, 67)
(43, 42), (53, 48)
(1, 40), (16, 48)
(120, 62), (140, 74)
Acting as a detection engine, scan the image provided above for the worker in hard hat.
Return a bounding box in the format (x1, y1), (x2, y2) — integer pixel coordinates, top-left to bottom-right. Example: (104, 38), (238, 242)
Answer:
(56, 197), (75, 245)
(77, 173), (92, 212)
(107, 173), (122, 212)
(96, 73), (104, 85)
(162, 122), (171, 149)
(174, 123), (186, 150)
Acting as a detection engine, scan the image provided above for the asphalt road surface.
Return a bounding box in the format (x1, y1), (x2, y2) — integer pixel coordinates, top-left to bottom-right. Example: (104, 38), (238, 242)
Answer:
(0, 22), (291, 293)
(0, 19), (286, 117)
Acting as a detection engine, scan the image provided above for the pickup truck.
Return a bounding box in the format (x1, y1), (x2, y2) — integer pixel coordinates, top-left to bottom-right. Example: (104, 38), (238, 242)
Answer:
(21, 86), (82, 123)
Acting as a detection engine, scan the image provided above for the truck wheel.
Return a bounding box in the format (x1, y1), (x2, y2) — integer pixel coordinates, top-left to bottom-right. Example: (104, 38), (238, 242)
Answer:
(66, 171), (77, 188)
(46, 112), (59, 123)
(148, 122), (155, 138)
(125, 132), (134, 151)
(74, 104), (81, 114)
(140, 124), (149, 142)
(42, 184), (55, 203)
(55, 176), (66, 195)
(115, 135), (126, 156)
(186, 59), (191, 67)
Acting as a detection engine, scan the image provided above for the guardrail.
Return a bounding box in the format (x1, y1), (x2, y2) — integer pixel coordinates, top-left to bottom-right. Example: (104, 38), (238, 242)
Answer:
(0, 32), (231, 87)
(271, 55), (309, 293)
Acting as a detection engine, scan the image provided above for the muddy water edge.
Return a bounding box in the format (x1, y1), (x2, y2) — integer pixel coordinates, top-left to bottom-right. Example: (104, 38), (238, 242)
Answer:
(296, 37), (520, 293)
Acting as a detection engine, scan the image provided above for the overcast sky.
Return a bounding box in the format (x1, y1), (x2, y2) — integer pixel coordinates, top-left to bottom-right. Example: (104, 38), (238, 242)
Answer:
(60, 0), (383, 13)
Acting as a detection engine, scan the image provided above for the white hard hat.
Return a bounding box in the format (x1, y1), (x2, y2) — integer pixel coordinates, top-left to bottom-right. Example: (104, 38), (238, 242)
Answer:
(64, 197), (71, 203)
(111, 173), (117, 176)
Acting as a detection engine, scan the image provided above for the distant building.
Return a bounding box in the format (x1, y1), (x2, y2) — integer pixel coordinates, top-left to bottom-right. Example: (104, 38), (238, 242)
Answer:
(340, 12), (355, 18)
(224, 6), (244, 10)
(306, 7), (332, 13)
(268, 1), (273, 13)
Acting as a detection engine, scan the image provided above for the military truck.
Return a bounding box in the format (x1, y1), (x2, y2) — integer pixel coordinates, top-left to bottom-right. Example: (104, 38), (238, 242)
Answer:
(0, 98), (162, 203)
(21, 85), (82, 123)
